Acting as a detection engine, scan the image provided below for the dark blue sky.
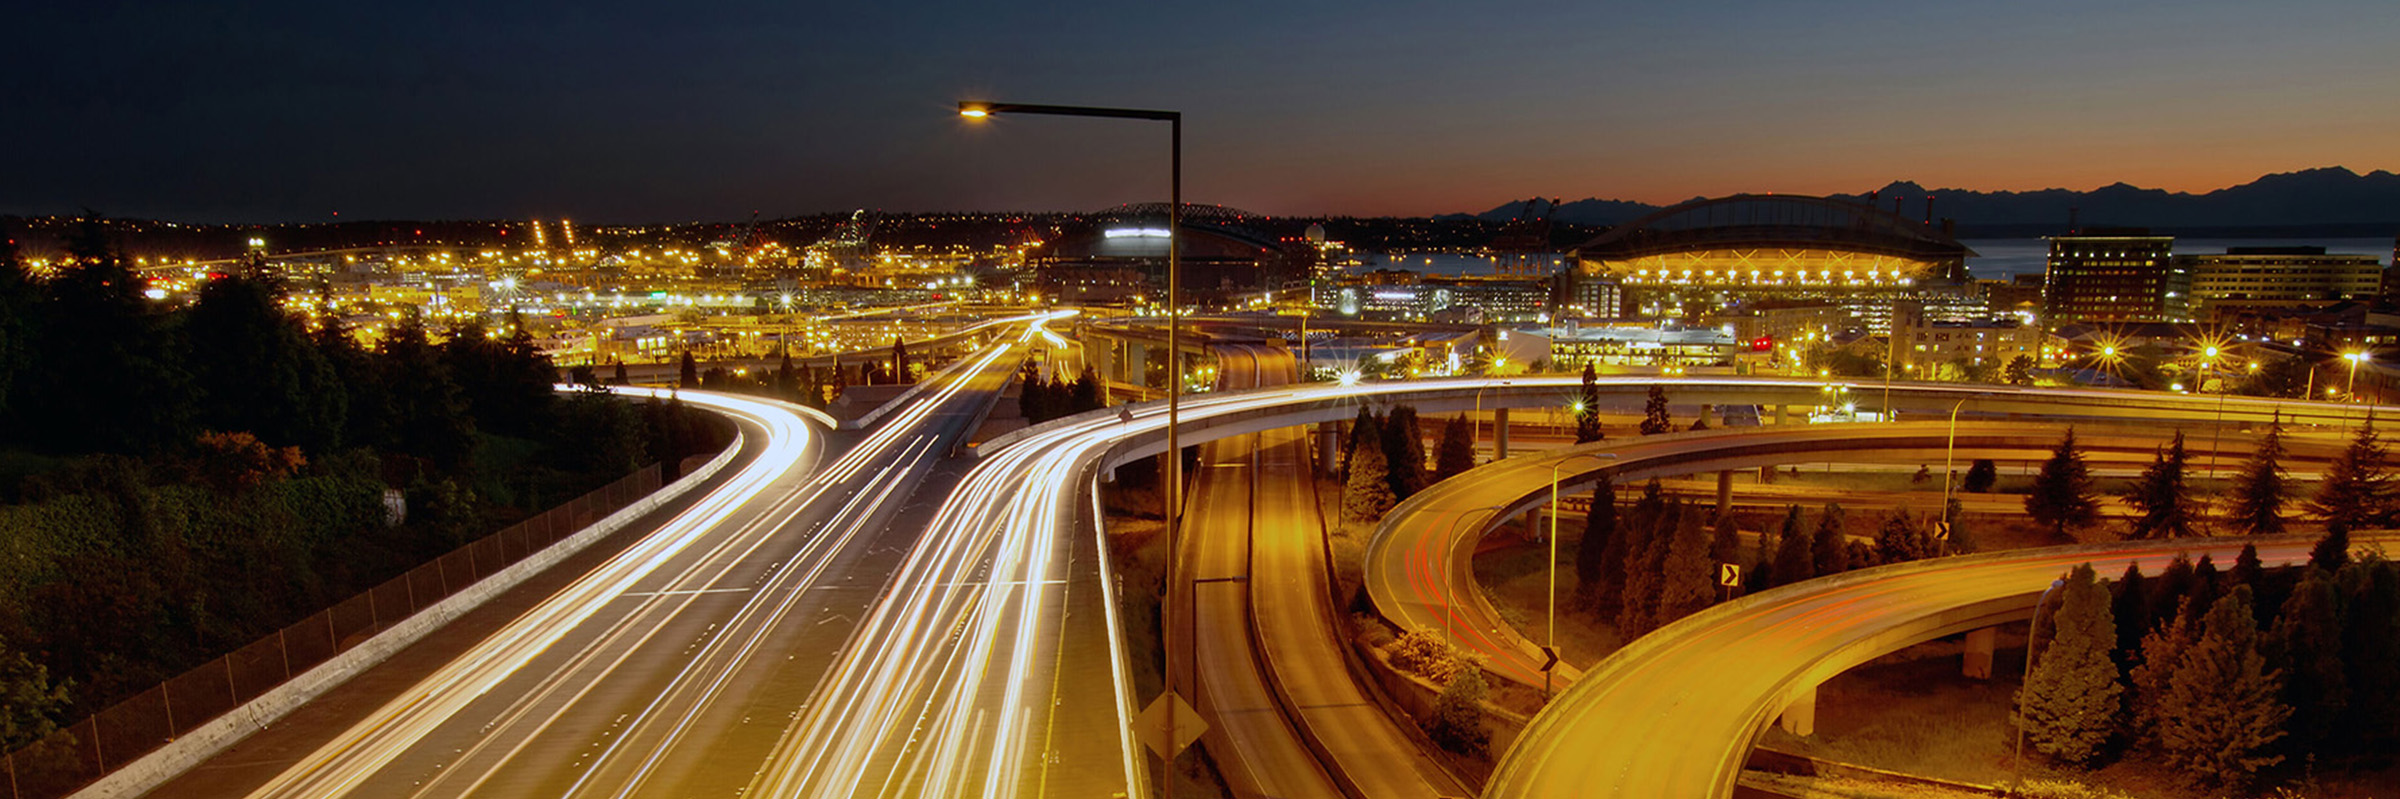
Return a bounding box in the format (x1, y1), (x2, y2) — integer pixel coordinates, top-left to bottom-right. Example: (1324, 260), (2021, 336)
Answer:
(6, 0), (2395, 222)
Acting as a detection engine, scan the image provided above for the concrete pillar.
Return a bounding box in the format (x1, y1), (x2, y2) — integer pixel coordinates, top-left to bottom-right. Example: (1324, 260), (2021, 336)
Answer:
(1318, 421), (1340, 475)
(1700, 403), (1716, 428)
(1963, 626), (1997, 680)
(1760, 464), (1777, 484)
(1494, 407), (1511, 460)
(1716, 470), (1734, 519)
(1776, 684), (1816, 737)
(1775, 404), (1790, 425)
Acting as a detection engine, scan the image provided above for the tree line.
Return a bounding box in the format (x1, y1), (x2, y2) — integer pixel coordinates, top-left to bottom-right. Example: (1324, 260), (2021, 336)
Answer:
(2025, 421), (2384, 541)
(1575, 480), (1970, 640)
(0, 217), (728, 749)
(2019, 538), (2400, 791)
(1339, 405), (1478, 523)
(1015, 361), (1106, 424)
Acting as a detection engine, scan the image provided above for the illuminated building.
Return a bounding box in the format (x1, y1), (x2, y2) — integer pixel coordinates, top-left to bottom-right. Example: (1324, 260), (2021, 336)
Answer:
(1027, 203), (1296, 306)
(2182, 246), (2381, 315)
(1330, 274), (1553, 323)
(2041, 231), (2188, 323)
(1499, 324), (1740, 369)
(1572, 194), (1976, 332)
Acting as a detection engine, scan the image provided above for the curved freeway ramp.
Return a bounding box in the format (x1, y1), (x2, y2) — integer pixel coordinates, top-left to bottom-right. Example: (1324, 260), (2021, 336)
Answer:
(1364, 421), (2347, 688)
(1485, 531), (2400, 798)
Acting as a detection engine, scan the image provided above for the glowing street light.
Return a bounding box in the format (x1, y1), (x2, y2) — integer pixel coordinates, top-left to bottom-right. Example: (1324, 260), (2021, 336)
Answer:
(2345, 350), (2370, 402)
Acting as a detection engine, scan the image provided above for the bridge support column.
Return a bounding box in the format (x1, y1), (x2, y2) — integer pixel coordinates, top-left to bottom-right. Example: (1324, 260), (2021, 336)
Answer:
(1964, 626), (1997, 680)
(1700, 403), (1715, 428)
(1776, 404), (1791, 425)
(1777, 685), (1816, 737)
(1494, 408), (1510, 460)
(1318, 421), (1339, 475)
(1759, 465), (1776, 484)
(1716, 470), (1733, 519)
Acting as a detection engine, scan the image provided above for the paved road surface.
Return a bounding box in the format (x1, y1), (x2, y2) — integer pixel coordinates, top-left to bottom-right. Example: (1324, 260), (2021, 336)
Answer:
(1486, 531), (2400, 798)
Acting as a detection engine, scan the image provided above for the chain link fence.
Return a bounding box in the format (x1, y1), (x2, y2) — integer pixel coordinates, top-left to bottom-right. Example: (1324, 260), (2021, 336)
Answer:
(3, 464), (663, 799)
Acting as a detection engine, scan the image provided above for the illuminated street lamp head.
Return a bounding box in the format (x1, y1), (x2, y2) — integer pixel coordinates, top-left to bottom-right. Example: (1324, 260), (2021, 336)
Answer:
(957, 103), (990, 119)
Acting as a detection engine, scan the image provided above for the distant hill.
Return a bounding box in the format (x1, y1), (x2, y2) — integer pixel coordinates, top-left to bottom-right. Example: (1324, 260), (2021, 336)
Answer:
(1473, 167), (2400, 236)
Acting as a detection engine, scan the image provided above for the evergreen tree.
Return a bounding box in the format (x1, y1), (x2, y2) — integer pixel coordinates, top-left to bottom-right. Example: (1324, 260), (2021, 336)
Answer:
(182, 274), (346, 453)
(1639, 384), (1672, 435)
(441, 316), (555, 438)
(611, 359), (630, 385)
(1618, 500), (1681, 638)
(18, 216), (190, 453)
(2004, 354), (2036, 386)
(0, 222), (35, 422)
(2266, 568), (2347, 753)
(1656, 506), (1717, 626)
(2337, 560), (2400, 750)
(1017, 362), (1051, 422)
(2226, 422), (2290, 536)
(798, 365), (826, 409)
(1575, 363), (1604, 443)
(1341, 433), (1397, 522)
(1594, 479), (1658, 616)
(2155, 585), (2290, 788)
(2017, 564), (2122, 764)
(1382, 405), (1428, 500)
(1874, 508), (1928, 564)
(1770, 505), (1814, 588)
(378, 314), (478, 471)
(1963, 458), (1999, 493)
(1071, 365), (1104, 412)
(1708, 510), (1741, 566)
(1433, 414), (1476, 482)
(2110, 563), (2153, 663)
(679, 350), (699, 388)
(2128, 597), (2199, 745)
(1575, 479), (1616, 597)
(1341, 406), (1380, 481)
(2151, 554), (2198, 630)
(776, 347), (796, 399)
(2310, 527), (2350, 573)
(2025, 428), (2101, 538)
(2309, 422), (2393, 532)
(2190, 554), (2224, 621)
(2122, 430), (2196, 540)
(1811, 502), (1849, 576)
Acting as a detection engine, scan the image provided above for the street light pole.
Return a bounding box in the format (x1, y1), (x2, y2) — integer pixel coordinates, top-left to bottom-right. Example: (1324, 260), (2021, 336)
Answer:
(1941, 397), (1969, 512)
(960, 98), (1186, 790)
(1545, 453), (1614, 698)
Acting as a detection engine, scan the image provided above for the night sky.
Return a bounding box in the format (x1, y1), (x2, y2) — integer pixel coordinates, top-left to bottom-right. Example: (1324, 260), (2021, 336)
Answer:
(6, 0), (2396, 223)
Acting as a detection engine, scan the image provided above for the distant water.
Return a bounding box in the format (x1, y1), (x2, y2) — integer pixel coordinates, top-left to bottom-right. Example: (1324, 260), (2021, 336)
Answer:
(1352, 241), (2394, 281)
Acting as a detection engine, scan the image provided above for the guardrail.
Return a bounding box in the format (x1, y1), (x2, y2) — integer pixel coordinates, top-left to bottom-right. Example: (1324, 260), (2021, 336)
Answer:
(0, 444), (747, 799)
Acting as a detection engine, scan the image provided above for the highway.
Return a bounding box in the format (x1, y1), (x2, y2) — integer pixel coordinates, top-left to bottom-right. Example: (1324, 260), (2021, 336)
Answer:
(148, 321), (1034, 799)
(1186, 344), (1469, 799)
(1486, 531), (2400, 798)
(1364, 421), (2349, 690)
